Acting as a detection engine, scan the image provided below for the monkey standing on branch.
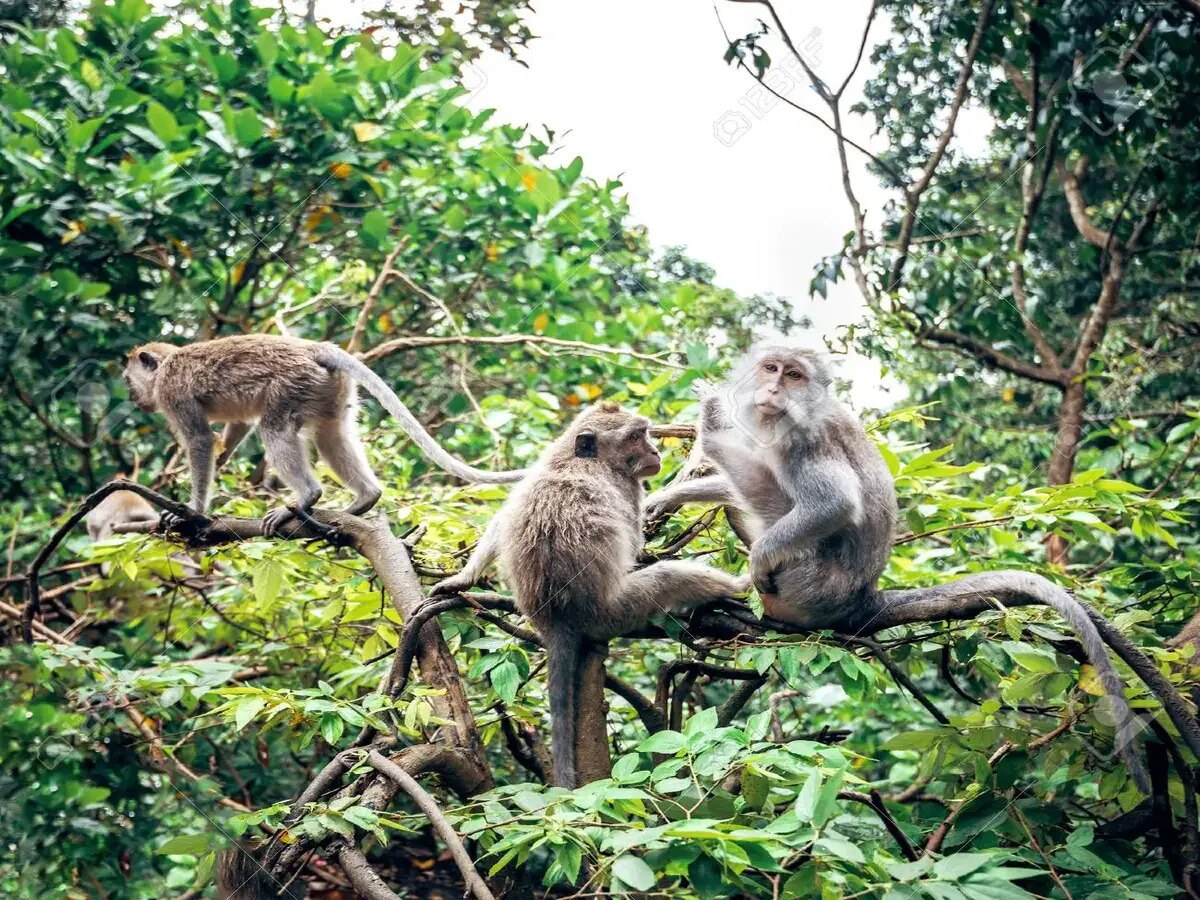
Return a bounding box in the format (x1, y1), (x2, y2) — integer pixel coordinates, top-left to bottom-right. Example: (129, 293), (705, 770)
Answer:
(433, 402), (749, 788)
(122, 335), (527, 535)
(644, 344), (1151, 790)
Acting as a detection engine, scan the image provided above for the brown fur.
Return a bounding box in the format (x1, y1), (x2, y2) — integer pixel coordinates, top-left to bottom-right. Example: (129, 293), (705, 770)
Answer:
(434, 402), (748, 786)
(123, 334), (525, 534)
(86, 489), (159, 541)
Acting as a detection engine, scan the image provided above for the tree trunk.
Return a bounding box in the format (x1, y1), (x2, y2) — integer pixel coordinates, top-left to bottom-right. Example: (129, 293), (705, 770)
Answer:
(1045, 379), (1086, 565)
(575, 643), (613, 784)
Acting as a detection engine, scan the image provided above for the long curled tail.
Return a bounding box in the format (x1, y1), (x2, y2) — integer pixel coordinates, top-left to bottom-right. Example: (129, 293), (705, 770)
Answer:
(314, 344), (527, 484)
(880, 571), (1150, 792)
(546, 625), (581, 789)
(217, 844), (301, 899)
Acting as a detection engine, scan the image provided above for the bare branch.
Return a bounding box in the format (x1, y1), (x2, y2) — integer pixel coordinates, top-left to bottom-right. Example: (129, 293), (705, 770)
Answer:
(366, 750), (496, 900)
(362, 333), (681, 369)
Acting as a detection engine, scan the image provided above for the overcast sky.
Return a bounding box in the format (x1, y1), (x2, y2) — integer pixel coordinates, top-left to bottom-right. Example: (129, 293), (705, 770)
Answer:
(317, 1), (952, 406)
(461, 1), (906, 407)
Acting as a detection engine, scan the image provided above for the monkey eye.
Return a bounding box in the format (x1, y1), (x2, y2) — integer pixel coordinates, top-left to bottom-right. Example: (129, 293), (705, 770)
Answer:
(786, 369), (805, 381)
(763, 362), (779, 373)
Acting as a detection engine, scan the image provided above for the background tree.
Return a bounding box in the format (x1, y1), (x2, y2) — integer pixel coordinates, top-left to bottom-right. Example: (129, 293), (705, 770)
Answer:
(0, 1), (1197, 898)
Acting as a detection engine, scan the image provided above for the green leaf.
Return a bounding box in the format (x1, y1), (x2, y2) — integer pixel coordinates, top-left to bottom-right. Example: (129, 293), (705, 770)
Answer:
(146, 101), (181, 143)
(361, 208), (390, 247)
(612, 854), (656, 891)
(234, 697), (267, 732)
(156, 833), (211, 856)
(638, 731), (687, 755)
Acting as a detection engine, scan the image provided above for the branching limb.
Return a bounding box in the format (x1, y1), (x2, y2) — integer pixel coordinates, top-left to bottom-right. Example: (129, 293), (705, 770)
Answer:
(365, 750), (496, 900)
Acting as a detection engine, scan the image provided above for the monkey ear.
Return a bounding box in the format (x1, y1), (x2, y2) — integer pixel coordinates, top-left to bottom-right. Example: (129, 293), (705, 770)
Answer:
(137, 350), (159, 371)
(574, 431), (598, 459)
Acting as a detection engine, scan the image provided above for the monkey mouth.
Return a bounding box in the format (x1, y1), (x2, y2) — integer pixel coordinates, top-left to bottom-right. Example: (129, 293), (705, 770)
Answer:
(753, 399), (788, 416)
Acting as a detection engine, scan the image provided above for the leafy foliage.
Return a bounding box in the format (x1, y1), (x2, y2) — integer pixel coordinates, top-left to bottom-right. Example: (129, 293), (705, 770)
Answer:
(1, 1), (1198, 898)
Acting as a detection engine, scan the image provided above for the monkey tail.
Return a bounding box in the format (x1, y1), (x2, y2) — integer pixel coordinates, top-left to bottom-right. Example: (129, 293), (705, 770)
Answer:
(879, 571), (1150, 792)
(313, 344), (528, 484)
(546, 625), (580, 789)
(216, 844), (301, 900)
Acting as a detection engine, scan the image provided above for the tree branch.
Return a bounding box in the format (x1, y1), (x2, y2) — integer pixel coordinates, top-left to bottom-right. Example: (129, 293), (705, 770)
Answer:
(366, 750), (496, 900)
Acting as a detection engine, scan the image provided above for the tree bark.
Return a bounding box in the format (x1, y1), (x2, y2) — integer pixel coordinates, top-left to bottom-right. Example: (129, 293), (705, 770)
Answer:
(576, 643), (614, 784)
(1045, 379), (1086, 565)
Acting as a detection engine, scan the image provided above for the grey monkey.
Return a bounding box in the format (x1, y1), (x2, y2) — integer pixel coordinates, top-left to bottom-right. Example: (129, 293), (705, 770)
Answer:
(433, 401), (749, 787)
(644, 344), (1151, 790)
(122, 334), (526, 535)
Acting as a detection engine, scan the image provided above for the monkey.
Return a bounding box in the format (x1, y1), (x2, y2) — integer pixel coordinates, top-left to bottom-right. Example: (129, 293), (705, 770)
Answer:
(122, 334), (527, 535)
(643, 344), (1151, 790)
(431, 402), (749, 788)
(86, 489), (160, 541)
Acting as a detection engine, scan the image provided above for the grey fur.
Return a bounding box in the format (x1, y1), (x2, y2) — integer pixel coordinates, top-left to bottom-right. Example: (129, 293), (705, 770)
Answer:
(122, 334), (526, 535)
(434, 402), (748, 787)
(645, 344), (1150, 791)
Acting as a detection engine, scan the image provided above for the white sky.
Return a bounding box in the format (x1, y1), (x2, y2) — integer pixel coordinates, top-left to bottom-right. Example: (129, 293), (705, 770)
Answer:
(318, 1), (994, 408)
(463, 1), (900, 408)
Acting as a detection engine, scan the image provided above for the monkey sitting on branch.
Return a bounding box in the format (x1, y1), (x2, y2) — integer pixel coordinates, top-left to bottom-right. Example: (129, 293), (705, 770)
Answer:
(122, 334), (527, 536)
(644, 344), (1153, 790)
(432, 401), (749, 788)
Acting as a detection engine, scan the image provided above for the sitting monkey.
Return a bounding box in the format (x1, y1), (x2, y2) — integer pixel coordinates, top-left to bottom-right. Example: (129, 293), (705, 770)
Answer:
(433, 401), (748, 787)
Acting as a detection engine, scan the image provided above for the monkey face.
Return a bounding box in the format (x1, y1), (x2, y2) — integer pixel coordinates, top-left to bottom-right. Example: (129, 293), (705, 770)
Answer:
(122, 347), (162, 411)
(745, 350), (831, 423)
(572, 404), (661, 478)
(622, 422), (662, 478)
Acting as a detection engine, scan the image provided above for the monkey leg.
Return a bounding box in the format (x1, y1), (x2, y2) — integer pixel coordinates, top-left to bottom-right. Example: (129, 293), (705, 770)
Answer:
(765, 558), (863, 629)
(260, 421), (324, 536)
(161, 407), (216, 533)
(313, 414), (383, 516)
(215, 421), (253, 469)
(603, 560), (750, 636)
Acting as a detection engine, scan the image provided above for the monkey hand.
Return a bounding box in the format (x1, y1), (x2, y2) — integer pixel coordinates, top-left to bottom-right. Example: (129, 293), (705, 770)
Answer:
(749, 548), (779, 597)
(262, 506), (297, 537)
(431, 572), (476, 597)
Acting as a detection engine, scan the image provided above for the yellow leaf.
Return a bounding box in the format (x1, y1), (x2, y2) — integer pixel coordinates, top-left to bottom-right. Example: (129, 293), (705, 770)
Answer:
(231, 261), (246, 285)
(520, 170), (537, 192)
(532, 312), (549, 333)
(329, 161), (351, 179)
(485, 242), (500, 262)
(353, 121), (383, 141)
(378, 310), (394, 334)
(1002, 387), (1015, 403)
(61, 220), (85, 244)
(564, 393), (580, 407)
(304, 205), (331, 232)
(1078, 664), (1104, 696)
(579, 383), (601, 400)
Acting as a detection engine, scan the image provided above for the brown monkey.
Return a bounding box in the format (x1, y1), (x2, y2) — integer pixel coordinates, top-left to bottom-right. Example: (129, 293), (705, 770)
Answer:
(645, 344), (1151, 791)
(433, 402), (748, 788)
(122, 334), (526, 535)
(86, 489), (160, 540)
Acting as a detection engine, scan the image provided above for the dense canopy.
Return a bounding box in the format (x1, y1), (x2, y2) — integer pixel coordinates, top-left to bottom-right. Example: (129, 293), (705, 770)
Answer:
(1, 1), (1198, 898)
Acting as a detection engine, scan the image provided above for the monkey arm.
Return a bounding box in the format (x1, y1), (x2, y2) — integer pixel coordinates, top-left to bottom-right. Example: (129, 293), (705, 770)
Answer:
(644, 474), (738, 520)
(431, 514), (503, 595)
(215, 421), (253, 469)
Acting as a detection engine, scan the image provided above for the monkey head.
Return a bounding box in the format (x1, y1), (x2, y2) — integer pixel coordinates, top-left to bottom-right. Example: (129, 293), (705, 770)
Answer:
(568, 401), (661, 479)
(730, 345), (833, 426)
(122, 342), (178, 412)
